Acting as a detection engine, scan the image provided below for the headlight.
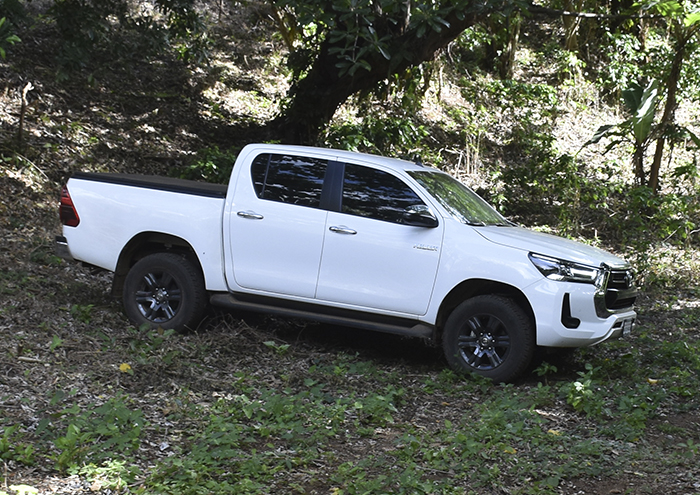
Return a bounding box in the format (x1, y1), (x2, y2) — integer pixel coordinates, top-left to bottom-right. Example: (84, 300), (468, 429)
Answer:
(529, 253), (604, 286)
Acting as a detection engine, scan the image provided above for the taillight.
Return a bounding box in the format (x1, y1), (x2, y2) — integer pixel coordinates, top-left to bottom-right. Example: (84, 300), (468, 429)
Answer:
(59, 185), (80, 227)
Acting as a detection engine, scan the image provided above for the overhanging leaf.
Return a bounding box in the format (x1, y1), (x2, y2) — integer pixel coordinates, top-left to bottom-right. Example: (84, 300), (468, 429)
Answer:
(685, 12), (700, 26)
(378, 44), (390, 60)
(636, 0), (683, 16)
(631, 79), (659, 144)
(621, 83), (643, 113)
(586, 124), (617, 145)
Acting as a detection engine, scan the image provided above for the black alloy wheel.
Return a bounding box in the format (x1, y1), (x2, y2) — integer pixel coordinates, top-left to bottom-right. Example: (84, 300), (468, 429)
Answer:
(123, 252), (207, 332)
(443, 295), (535, 383)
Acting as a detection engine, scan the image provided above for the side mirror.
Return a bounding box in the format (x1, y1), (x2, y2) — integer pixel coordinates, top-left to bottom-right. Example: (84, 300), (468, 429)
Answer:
(403, 205), (439, 228)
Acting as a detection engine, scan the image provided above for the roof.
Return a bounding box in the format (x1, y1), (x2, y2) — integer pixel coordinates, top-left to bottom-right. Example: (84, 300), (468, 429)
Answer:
(239, 143), (431, 173)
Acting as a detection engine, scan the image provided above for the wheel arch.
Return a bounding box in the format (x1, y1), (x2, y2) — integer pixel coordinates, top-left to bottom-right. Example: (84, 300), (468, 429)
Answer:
(435, 279), (535, 342)
(112, 232), (203, 297)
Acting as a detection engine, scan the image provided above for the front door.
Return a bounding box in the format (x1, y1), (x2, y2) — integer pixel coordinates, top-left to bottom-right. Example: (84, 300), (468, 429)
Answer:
(315, 163), (443, 315)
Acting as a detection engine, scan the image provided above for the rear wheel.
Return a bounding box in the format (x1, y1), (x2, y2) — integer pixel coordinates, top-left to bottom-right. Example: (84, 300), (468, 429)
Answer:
(123, 252), (207, 332)
(443, 295), (534, 383)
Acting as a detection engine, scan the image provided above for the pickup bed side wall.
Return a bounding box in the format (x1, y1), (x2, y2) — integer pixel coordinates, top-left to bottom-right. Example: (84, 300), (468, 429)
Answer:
(63, 177), (228, 291)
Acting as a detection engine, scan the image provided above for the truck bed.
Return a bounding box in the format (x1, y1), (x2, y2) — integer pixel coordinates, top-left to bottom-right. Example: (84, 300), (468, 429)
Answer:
(72, 172), (228, 198)
(61, 171), (229, 290)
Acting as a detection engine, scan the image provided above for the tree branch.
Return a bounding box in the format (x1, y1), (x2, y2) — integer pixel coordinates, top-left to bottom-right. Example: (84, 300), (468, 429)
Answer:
(525, 3), (662, 20)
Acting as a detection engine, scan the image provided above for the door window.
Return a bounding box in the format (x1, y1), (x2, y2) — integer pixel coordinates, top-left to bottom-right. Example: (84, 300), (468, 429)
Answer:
(342, 164), (426, 223)
(251, 153), (328, 208)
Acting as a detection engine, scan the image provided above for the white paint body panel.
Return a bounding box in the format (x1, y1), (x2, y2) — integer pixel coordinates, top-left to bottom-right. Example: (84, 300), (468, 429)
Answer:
(62, 179), (228, 291)
(316, 211), (443, 314)
(63, 143), (636, 348)
(227, 162), (328, 298)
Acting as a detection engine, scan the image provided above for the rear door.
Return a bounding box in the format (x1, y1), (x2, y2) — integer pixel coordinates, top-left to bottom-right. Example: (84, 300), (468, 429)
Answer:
(315, 163), (443, 315)
(228, 152), (329, 298)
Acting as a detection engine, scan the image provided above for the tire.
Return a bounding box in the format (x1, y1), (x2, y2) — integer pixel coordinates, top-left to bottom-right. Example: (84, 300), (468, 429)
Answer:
(442, 295), (535, 383)
(123, 252), (207, 332)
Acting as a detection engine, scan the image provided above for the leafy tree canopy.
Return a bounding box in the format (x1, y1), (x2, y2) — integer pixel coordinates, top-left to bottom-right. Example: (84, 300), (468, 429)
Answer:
(269, 0), (518, 143)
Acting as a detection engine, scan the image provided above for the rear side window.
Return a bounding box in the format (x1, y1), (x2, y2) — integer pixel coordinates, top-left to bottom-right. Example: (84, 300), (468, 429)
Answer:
(342, 164), (425, 223)
(251, 153), (328, 208)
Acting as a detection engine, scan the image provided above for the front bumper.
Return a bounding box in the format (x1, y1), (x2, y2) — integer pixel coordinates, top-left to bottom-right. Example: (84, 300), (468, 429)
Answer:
(526, 279), (637, 347)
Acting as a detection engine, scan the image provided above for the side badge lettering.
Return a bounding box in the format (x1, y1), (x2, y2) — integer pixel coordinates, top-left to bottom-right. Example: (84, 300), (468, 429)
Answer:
(414, 244), (439, 252)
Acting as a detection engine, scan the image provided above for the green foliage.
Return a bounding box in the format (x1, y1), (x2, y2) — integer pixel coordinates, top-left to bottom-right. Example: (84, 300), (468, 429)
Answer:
(45, 396), (146, 473)
(323, 111), (428, 157)
(597, 33), (646, 96)
(2, 322), (699, 495)
(587, 0), (700, 191)
(74, 460), (140, 491)
(585, 80), (660, 184)
(49, 0), (130, 74)
(0, 16), (20, 59)
(561, 364), (604, 417)
(500, 152), (584, 226)
(263, 340), (291, 355)
(275, 0), (404, 78)
(69, 303), (94, 324)
(175, 146), (239, 184)
(623, 80), (660, 145)
(156, 0), (210, 63)
(49, 335), (64, 352)
(482, 9), (522, 79)
(274, 0), (501, 86)
(624, 186), (698, 246)
(141, 379), (406, 494)
(0, 425), (35, 466)
(533, 361), (558, 378)
(450, 24), (491, 74)
(0, 0), (25, 55)
(47, 0), (206, 78)
(676, 438), (700, 458)
(459, 80), (562, 217)
(127, 325), (179, 366)
(126, 338), (700, 494)
(329, 387), (620, 494)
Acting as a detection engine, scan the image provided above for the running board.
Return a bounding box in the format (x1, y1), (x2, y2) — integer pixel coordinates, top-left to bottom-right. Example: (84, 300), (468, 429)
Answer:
(209, 293), (435, 340)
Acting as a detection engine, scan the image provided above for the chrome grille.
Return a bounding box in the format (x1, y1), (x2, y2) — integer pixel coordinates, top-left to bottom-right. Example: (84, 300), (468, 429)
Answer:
(604, 269), (637, 310)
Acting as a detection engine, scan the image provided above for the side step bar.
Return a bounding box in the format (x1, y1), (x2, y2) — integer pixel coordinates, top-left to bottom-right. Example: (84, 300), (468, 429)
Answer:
(210, 292), (435, 340)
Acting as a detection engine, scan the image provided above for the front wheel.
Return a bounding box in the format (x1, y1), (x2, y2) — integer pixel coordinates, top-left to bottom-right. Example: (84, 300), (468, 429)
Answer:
(123, 252), (207, 332)
(442, 295), (535, 383)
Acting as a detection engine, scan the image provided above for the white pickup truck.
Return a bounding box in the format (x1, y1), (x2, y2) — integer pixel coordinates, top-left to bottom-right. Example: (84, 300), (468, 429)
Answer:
(56, 143), (637, 382)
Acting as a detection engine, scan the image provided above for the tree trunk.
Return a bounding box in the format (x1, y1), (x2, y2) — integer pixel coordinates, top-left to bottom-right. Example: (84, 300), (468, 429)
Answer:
(562, 0), (587, 52)
(562, 0), (580, 52)
(648, 23), (697, 193)
(499, 15), (521, 79)
(633, 143), (646, 186)
(270, 9), (482, 144)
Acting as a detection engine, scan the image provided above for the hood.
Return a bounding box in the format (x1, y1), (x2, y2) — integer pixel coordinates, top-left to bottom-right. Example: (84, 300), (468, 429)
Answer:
(475, 225), (629, 268)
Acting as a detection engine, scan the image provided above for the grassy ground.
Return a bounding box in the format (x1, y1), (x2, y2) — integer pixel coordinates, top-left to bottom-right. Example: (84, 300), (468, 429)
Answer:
(1, 3), (700, 494)
(0, 196), (699, 495)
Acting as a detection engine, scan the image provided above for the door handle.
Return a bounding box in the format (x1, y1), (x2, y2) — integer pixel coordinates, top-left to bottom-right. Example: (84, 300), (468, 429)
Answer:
(237, 211), (264, 220)
(329, 225), (357, 235)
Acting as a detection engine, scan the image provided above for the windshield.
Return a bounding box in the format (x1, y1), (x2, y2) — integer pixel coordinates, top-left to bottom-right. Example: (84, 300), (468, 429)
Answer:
(408, 170), (508, 226)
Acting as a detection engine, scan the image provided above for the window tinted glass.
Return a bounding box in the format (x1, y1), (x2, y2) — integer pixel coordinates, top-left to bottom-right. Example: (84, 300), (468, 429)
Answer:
(342, 164), (425, 223)
(408, 170), (507, 226)
(251, 153), (328, 208)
